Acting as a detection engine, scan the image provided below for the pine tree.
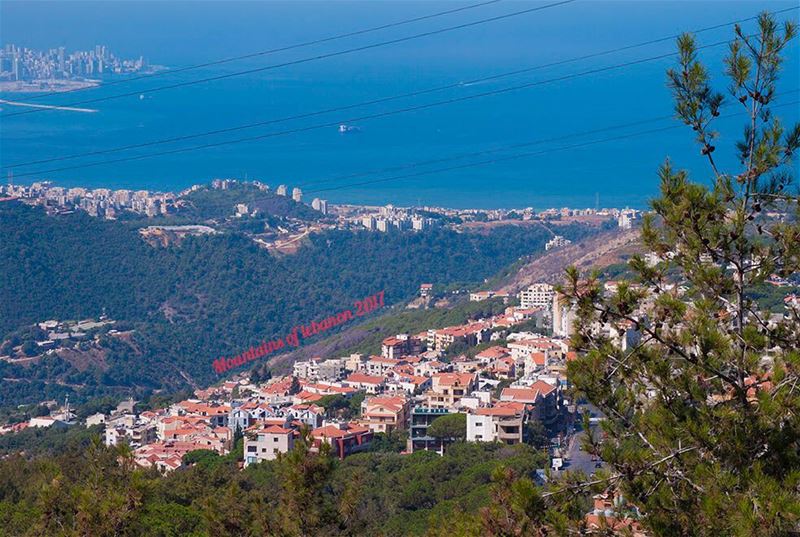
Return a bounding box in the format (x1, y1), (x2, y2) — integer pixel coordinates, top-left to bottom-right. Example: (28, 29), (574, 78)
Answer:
(563, 12), (800, 535)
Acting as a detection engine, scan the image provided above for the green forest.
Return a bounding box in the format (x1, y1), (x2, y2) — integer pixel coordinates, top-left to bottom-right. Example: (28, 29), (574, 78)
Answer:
(0, 433), (556, 537)
(0, 202), (596, 410)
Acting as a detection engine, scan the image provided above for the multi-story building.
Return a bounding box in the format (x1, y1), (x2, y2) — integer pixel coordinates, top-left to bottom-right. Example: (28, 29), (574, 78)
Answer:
(552, 292), (578, 338)
(311, 198), (328, 214)
(424, 372), (477, 409)
(244, 424), (295, 467)
(407, 407), (454, 454)
(360, 395), (410, 434)
(311, 423), (372, 459)
(519, 283), (555, 309)
(466, 402), (526, 444)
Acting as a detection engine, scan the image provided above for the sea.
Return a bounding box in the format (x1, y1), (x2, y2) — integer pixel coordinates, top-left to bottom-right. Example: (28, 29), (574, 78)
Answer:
(1, 0), (798, 210)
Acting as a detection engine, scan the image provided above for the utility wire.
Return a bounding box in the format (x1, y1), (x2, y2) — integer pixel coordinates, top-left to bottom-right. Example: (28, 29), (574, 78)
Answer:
(4, 37), (745, 180)
(18, 0), (504, 102)
(297, 89), (798, 189)
(0, 0), (577, 118)
(303, 100), (800, 195)
(5, 7), (796, 171)
(5, 8), (796, 170)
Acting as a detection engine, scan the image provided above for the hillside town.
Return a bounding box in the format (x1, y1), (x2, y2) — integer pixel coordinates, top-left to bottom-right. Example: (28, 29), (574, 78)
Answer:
(0, 179), (641, 232)
(0, 282), (589, 465)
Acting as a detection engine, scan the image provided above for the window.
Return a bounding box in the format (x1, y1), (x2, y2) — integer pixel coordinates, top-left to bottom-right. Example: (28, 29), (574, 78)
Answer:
(247, 446), (256, 452)
(475, 422), (483, 427)
(273, 437), (279, 442)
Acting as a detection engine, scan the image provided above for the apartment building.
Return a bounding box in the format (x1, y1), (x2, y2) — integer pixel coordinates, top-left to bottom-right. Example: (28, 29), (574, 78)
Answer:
(518, 283), (555, 309)
(407, 407), (453, 454)
(466, 402), (527, 444)
(424, 372), (477, 409)
(360, 395), (410, 433)
(244, 424), (295, 467)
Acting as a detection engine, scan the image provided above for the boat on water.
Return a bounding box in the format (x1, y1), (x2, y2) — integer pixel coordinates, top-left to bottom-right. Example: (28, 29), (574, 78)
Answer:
(338, 124), (360, 133)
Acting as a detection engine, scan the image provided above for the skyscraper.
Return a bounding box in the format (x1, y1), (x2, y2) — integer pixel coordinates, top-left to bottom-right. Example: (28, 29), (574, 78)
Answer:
(311, 198), (328, 214)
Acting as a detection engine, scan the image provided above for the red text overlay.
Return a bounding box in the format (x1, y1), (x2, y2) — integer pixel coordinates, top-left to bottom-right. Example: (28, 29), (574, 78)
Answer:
(212, 291), (384, 374)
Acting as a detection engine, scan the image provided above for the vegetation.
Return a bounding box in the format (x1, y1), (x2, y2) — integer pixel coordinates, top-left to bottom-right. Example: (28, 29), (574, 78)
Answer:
(427, 413), (467, 442)
(0, 203), (596, 412)
(558, 15), (800, 535)
(0, 435), (547, 536)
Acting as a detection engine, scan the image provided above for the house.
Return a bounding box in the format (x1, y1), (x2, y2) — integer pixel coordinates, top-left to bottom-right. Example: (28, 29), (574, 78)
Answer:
(343, 372), (386, 394)
(451, 354), (482, 373)
(414, 360), (450, 377)
(284, 404), (324, 429)
(85, 413), (106, 427)
(228, 402), (276, 432)
(382, 336), (408, 360)
(508, 341), (549, 370)
(244, 424), (296, 467)
(467, 402), (527, 444)
(490, 357), (517, 379)
(427, 323), (489, 351)
(501, 380), (559, 424)
(385, 372), (431, 395)
(424, 372), (477, 409)
(28, 417), (58, 428)
(360, 395), (410, 433)
(365, 356), (405, 377)
(584, 491), (646, 536)
(419, 283), (433, 298)
(312, 423), (373, 459)
(475, 346), (511, 365)
(381, 334), (424, 359)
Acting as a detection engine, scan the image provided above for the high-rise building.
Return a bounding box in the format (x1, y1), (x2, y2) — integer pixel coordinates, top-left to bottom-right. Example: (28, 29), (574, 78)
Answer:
(552, 292), (577, 338)
(276, 185), (287, 196)
(292, 187), (303, 202)
(311, 198), (328, 214)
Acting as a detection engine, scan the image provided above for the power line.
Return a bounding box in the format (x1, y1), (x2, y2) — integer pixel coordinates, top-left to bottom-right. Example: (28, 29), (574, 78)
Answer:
(303, 100), (800, 195)
(0, 0), (577, 118)
(18, 0), (505, 102)
(3, 37), (743, 180)
(299, 89), (798, 190)
(6, 8), (794, 170)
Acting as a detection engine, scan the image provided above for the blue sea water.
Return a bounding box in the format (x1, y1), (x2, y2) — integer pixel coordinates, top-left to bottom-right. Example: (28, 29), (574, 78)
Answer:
(1, 0), (798, 210)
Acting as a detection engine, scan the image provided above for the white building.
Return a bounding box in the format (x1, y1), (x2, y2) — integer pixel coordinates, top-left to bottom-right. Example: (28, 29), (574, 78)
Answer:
(311, 198), (328, 214)
(292, 187), (303, 202)
(276, 185), (288, 196)
(519, 283), (555, 309)
(244, 425), (295, 467)
(466, 405), (525, 444)
(545, 235), (571, 251)
(552, 292), (577, 338)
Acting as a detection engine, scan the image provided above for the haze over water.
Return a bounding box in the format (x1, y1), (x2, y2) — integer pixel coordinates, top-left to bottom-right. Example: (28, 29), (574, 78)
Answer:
(1, 0), (798, 209)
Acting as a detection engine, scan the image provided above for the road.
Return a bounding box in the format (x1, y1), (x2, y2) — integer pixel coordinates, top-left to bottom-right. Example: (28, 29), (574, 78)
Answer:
(554, 404), (606, 477)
